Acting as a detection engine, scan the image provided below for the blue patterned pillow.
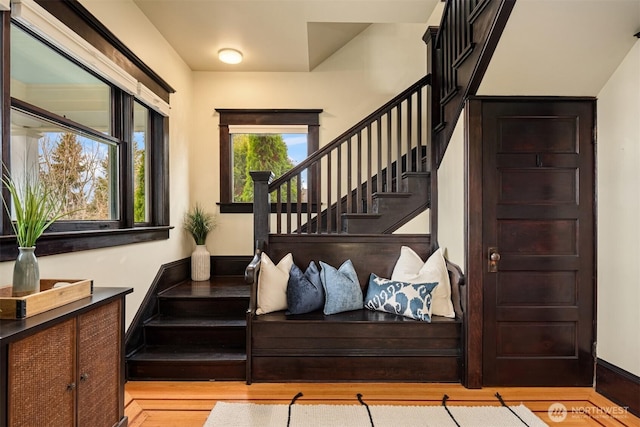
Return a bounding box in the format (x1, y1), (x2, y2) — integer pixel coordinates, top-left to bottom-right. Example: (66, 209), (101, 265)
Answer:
(320, 260), (363, 315)
(287, 261), (324, 314)
(364, 274), (438, 321)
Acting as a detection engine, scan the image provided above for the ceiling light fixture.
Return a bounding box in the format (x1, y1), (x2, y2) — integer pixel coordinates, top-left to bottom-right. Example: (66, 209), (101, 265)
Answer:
(218, 48), (243, 64)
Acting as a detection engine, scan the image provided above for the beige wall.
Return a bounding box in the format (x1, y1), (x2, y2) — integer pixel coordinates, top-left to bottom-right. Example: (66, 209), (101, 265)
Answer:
(436, 111), (465, 268)
(596, 40), (640, 377)
(192, 23), (428, 256)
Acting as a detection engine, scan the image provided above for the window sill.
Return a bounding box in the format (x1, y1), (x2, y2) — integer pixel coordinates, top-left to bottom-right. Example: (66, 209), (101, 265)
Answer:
(0, 226), (172, 262)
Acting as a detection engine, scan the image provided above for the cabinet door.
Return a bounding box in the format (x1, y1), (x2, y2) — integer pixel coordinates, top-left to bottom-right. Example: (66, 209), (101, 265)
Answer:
(8, 319), (76, 427)
(77, 300), (121, 427)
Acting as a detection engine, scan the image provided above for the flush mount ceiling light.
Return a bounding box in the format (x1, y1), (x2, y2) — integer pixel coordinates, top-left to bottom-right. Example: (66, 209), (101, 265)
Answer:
(218, 48), (243, 64)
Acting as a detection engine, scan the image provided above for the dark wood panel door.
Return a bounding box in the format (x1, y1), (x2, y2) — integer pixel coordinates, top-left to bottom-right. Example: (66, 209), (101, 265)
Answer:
(481, 99), (595, 386)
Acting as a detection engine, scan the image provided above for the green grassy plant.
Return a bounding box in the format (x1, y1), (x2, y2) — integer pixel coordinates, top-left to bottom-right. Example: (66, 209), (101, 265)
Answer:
(183, 204), (215, 245)
(1, 170), (68, 248)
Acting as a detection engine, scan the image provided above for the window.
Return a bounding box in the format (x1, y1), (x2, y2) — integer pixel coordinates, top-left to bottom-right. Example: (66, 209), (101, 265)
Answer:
(217, 109), (322, 213)
(10, 24), (112, 133)
(0, 1), (174, 262)
(230, 127), (309, 203)
(11, 107), (120, 222)
(133, 101), (149, 223)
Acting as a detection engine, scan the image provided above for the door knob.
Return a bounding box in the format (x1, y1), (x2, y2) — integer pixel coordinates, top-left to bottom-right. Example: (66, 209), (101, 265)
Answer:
(488, 247), (500, 272)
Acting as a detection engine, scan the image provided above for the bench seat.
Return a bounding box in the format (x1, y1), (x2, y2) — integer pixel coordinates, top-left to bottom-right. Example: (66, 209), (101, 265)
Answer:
(252, 310), (462, 382)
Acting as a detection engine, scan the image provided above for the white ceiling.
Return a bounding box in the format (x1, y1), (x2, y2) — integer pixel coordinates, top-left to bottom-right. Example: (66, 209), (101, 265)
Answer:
(129, 0), (640, 95)
(479, 0), (640, 96)
(131, 0), (440, 72)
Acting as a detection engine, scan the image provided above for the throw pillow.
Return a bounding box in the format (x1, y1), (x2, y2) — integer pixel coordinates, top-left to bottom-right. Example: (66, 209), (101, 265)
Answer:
(391, 246), (455, 318)
(364, 274), (438, 321)
(287, 261), (324, 314)
(320, 259), (363, 315)
(256, 252), (294, 315)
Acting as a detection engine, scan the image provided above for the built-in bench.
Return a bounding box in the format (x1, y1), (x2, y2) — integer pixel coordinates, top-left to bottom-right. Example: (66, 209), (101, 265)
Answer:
(244, 234), (465, 384)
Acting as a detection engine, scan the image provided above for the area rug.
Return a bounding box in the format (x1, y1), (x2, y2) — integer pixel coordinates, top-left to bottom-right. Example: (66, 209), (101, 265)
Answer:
(203, 394), (548, 427)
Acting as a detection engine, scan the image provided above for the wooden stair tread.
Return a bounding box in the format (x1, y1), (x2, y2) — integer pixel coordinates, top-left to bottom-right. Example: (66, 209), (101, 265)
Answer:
(145, 317), (246, 328)
(128, 345), (247, 362)
(159, 280), (250, 298)
(372, 192), (412, 199)
(341, 213), (382, 219)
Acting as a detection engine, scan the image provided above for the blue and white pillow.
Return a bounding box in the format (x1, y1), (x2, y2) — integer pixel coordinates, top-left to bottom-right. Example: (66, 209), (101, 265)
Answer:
(364, 274), (438, 321)
(320, 260), (363, 315)
(391, 247), (455, 318)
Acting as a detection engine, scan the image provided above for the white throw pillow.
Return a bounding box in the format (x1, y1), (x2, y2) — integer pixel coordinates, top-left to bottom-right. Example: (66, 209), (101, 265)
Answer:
(256, 252), (294, 315)
(391, 246), (455, 318)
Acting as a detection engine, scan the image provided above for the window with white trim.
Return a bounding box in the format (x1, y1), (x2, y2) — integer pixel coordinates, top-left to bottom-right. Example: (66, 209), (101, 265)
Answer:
(217, 109), (321, 213)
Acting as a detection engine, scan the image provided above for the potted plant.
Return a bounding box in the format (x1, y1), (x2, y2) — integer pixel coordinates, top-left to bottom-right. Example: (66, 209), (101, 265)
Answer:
(1, 169), (68, 296)
(183, 204), (216, 281)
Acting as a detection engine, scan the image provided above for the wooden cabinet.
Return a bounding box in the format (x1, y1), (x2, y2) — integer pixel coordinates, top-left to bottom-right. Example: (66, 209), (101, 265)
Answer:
(0, 288), (132, 427)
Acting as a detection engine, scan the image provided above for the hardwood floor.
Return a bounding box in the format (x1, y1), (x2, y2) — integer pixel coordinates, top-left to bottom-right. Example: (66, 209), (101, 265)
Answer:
(125, 381), (639, 426)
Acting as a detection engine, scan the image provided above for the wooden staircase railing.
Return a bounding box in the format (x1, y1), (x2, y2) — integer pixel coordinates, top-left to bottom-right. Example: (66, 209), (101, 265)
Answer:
(251, 0), (515, 244)
(252, 75), (432, 236)
(427, 0), (515, 166)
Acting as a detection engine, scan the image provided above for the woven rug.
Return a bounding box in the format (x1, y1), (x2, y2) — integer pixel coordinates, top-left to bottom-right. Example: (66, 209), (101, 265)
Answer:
(203, 394), (548, 427)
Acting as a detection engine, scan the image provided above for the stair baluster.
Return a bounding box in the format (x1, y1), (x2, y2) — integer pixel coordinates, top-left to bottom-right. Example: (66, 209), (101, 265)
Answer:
(261, 75), (431, 236)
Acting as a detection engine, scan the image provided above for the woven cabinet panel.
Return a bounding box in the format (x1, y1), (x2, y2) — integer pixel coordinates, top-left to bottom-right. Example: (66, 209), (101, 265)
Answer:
(77, 300), (121, 427)
(8, 318), (76, 427)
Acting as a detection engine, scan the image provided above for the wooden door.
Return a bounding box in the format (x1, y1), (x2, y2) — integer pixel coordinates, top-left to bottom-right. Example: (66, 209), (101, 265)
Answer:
(77, 300), (122, 427)
(479, 98), (595, 386)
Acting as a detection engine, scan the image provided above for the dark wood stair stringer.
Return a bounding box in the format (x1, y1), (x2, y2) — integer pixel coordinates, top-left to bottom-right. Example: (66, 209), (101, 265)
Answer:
(342, 171), (430, 234)
(299, 146), (428, 234)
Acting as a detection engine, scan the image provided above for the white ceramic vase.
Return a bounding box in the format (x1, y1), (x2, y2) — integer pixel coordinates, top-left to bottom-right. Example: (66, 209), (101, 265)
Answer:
(191, 244), (211, 281)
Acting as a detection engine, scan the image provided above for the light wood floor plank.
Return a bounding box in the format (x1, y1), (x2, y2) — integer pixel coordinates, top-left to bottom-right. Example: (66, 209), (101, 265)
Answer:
(125, 390), (149, 427)
(125, 381), (640, 427)
(587, 392), (639, 427)
(138, 411), (209, 427)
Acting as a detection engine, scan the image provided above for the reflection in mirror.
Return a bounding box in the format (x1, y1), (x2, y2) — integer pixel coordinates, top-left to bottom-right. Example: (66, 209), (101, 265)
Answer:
(10, 23), (111, 134)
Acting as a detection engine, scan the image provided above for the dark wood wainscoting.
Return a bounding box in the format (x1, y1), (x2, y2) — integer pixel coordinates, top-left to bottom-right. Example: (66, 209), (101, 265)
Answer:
(596, 359), (640, 418)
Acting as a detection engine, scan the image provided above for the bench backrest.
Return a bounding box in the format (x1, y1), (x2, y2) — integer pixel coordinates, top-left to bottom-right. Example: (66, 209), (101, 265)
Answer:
(265, 234), (432, 288)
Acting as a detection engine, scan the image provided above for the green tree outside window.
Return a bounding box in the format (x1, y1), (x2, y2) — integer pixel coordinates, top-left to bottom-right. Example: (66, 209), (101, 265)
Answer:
(232, 134), (300, 202)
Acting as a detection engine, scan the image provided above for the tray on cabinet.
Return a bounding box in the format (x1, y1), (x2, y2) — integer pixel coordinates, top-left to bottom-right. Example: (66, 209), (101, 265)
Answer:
(0, 279), (93, 319)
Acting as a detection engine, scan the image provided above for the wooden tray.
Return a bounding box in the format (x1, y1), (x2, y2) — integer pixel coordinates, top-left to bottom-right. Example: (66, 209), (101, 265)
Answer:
(0, 279), (93, 319)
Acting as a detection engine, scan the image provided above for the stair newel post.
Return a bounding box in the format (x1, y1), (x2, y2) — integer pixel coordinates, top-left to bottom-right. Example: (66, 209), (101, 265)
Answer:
(251, 171), (274, 248)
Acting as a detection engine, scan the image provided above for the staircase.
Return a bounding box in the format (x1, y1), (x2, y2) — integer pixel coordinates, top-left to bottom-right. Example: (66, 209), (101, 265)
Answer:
(263, 75), (433, 236)
(342, 171), (430, 233)
(126, 274), (249, 381)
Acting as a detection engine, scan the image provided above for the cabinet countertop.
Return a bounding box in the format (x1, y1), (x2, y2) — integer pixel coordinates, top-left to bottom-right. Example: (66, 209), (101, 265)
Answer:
(0, 287), (133, 342)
